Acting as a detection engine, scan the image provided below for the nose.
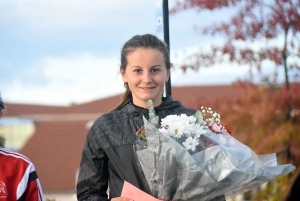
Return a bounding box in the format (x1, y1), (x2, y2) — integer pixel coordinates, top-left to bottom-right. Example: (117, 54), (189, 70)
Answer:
(142, 71), (152, 84)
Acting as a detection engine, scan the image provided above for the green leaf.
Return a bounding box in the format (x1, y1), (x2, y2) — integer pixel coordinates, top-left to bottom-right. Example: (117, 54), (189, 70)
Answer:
(194, 110), (204, 123)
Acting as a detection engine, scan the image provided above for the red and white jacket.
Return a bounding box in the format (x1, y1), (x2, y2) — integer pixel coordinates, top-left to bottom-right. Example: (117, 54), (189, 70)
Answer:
(0, 148), (45, 201)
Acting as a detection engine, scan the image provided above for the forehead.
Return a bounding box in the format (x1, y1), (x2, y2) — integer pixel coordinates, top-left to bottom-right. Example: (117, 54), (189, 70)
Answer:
(126, 48), (165, 63)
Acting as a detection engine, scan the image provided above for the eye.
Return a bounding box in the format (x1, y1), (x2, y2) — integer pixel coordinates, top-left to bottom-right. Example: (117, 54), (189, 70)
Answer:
(151, 68), (160, 73)
(134, 69), (142, 73)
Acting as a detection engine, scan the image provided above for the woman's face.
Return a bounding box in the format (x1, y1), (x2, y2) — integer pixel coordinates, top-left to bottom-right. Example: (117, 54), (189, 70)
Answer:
(121, 48), (170, 108)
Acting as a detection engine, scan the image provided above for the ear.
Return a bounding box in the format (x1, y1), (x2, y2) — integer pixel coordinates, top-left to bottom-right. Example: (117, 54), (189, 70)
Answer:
(165, 69), (170, 82)
(120, 68), (128, 82)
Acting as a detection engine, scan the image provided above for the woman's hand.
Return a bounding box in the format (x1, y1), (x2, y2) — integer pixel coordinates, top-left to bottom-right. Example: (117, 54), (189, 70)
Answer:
(111, 197), (134, 201)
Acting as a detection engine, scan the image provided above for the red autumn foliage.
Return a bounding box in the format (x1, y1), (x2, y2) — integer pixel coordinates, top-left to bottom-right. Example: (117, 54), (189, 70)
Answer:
(170, 0), (300, 89)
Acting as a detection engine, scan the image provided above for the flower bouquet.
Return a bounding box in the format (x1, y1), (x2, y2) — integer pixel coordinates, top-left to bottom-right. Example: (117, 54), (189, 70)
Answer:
(133, 100), (295, 201)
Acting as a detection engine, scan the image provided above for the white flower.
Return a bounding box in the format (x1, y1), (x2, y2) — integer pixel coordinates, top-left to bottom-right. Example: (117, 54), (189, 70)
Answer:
(158, 127), (168, 135)
(160, 115), (177, 127)
(160, 113), (213, 151)
(182, 137), (199, 151)
(187, 116), (196, 124)
(194, 125), (206, 137)
(168, 121), (186, 138)
(180, 113), (188, 118)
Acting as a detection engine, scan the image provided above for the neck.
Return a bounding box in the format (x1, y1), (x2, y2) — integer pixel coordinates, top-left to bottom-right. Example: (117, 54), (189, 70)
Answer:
(132, 99), (163, 109)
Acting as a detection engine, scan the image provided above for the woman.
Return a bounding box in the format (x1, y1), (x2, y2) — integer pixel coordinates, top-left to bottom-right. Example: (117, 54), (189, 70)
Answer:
(76, 34), (225, 201)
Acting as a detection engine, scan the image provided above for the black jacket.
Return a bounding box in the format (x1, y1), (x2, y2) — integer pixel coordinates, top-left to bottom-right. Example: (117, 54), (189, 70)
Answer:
(76, 96), (225, 201)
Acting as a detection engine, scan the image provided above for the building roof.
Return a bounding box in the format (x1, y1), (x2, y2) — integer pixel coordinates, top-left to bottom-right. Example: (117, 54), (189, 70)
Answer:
(172, 85), (239, 108)
(3, 103), (66, 117)
(19, 116), (99, 191)
(51, 94), (123, 114)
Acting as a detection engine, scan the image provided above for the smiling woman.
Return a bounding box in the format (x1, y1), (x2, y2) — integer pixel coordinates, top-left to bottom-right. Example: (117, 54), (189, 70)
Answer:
(121, 48), (170, 108)
(116, 34), (172, 110)
(76, 34), (226, 201)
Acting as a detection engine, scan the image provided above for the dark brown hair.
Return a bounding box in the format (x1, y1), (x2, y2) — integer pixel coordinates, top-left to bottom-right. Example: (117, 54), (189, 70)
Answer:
(114, 34), (172, 110)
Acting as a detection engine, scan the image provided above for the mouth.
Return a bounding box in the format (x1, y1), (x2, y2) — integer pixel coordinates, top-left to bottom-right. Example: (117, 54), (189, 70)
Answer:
(140, 87), (155, 91)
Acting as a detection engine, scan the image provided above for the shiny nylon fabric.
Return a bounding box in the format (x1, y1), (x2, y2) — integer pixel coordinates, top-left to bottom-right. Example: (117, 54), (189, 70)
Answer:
(135, 118), (295, 201)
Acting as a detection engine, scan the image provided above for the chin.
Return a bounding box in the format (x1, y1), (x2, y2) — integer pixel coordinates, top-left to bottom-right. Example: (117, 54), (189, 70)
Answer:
(138, 91), (161, 100)
(142, 96), (153, 101)
(145, 94), (161, 101)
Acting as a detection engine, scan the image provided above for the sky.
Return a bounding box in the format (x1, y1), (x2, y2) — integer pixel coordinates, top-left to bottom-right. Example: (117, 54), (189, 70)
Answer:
(0, 0), (281, 106)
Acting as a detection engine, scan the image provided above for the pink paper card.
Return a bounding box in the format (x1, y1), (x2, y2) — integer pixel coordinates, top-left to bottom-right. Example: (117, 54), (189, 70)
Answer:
(121, 181), (161, 201)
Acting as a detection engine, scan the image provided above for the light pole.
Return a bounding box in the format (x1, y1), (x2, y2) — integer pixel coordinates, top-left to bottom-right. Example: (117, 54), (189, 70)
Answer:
(162, 0), (171, 96)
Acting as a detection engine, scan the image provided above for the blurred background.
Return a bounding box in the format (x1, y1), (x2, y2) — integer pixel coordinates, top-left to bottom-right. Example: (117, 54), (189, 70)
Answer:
(0, 0), (299, 200)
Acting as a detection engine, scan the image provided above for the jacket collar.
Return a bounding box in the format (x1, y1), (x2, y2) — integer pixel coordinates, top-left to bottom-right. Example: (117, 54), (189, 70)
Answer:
(121, 96), (182, 114)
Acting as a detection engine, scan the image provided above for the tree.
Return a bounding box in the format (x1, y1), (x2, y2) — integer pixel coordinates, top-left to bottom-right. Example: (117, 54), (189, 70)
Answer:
(170, 0), (300, 91)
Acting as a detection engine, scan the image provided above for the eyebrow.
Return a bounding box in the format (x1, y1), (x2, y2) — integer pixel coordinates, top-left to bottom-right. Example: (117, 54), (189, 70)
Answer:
(131, 65), (162, 68)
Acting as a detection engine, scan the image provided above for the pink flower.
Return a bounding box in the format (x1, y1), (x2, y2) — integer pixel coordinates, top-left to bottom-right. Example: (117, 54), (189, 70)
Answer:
(212, 123), (221, 133)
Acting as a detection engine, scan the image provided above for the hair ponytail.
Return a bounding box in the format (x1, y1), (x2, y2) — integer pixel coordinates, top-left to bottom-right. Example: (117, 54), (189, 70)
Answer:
(114, 83), (132, 111)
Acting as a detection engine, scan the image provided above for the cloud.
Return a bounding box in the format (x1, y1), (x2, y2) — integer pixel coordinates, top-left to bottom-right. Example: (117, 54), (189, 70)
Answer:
(0, 0), (155, 31)
(2, 53), (125, 105)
